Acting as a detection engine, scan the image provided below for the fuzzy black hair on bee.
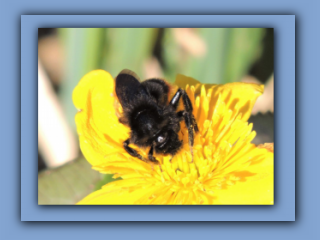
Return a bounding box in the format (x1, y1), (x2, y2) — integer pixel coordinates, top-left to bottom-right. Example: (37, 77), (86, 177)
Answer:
(115, 69), (199, 164)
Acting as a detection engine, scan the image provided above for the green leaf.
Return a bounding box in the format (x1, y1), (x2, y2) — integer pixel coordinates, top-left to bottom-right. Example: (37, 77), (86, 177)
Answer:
(184, 28), (229, 84)
(38, 158), (104, 205)
(103, 28), (156, 78)
(94, 174), (121, 191)
(223, 28), (265, 83)
(162, 28), (181, 82)
(162, 28), (265, 84)
(58, 28), (106, 131)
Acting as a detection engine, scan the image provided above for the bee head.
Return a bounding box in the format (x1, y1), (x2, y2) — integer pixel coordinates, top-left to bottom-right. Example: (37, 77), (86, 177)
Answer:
(153, 129), (182, 155)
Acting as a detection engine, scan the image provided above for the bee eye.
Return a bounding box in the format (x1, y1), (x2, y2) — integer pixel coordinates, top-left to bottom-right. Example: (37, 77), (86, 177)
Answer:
(157, 135), (166, 143)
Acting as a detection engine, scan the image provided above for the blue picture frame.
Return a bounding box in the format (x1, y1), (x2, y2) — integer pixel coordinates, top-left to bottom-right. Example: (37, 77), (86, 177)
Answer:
(22, 15), (295, 221)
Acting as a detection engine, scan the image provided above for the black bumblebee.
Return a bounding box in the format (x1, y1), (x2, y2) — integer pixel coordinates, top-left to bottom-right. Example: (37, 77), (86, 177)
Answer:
(115, 69), (199, 164)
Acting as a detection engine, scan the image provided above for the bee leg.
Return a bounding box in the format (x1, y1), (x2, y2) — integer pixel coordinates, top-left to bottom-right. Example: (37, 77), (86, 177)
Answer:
(148, 145), (162, 171)
(180, 92), (199, 162)
(148, 145), (161, 164)
(171, 89), (199, 132)
(169, 88), (183, 109)
(180, 110), (195, 163)
(171, 89), (198, 162)
(181, 90), (199, 133)
(123, 139), (145, 162)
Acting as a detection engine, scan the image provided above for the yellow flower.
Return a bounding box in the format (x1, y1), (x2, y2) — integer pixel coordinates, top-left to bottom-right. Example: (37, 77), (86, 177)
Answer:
(73, 70), (273, 205)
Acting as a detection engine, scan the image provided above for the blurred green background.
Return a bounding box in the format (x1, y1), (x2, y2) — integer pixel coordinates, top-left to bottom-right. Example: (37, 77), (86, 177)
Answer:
(38, 28), (274, 204)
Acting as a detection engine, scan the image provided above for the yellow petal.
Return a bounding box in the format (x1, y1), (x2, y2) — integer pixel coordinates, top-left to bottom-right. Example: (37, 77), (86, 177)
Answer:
(175, 74), (215, 94)
(213, 149), (273, 205)
(72, 70), (130, 166)
(257, 143), (274, 153)
(175, 74), (264, 121)
(77, 187), (147, 205)
(77, 178), (162, 205)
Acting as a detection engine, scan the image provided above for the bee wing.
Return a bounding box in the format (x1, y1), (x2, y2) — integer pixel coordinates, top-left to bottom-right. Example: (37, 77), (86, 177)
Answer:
(115, 69), (147, 109)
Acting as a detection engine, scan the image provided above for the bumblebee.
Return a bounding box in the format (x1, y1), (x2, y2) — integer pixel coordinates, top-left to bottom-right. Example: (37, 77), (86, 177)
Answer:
(115, 69), (198, 164)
